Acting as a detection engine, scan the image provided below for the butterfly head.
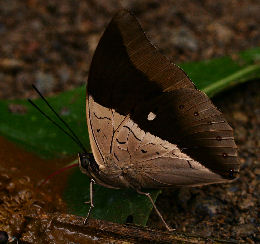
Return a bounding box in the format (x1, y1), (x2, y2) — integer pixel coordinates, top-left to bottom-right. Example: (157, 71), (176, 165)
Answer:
(78, 152), (100, 177)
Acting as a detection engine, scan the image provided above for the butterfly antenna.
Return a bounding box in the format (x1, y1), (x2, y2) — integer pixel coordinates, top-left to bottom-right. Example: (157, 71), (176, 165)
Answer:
(28, 86), (87, 153)
(28, 99), (86, 152)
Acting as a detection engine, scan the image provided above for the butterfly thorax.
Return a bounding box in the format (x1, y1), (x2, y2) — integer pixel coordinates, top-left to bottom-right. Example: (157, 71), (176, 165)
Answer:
(94, 154), (143, 189)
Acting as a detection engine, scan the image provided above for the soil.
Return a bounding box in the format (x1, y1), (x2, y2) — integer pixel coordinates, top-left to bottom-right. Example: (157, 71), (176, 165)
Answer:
(0, 0), (259, 99)
(0, 0), (259, 243)
(148, 80), (260, 243)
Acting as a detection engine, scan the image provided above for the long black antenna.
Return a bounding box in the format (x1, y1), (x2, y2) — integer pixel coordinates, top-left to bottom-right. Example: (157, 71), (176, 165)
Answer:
(28, 85), (87, 153)
(31, 85), (86, 151)
(28, 99), (87, 153)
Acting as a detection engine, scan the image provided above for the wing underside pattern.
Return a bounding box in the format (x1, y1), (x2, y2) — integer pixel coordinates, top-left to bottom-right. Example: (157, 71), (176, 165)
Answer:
(85, 10), (239, 188)
(87, 95), (225, 188)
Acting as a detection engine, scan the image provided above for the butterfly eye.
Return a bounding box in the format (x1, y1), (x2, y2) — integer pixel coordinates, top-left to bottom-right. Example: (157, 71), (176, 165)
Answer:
(78, 153), (89, 170)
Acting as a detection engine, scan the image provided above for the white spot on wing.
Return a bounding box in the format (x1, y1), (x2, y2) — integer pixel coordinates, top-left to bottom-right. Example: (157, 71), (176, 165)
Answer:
(147, 112), (156, 121)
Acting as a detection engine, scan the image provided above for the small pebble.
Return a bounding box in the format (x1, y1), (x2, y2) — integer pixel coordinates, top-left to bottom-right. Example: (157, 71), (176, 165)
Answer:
(232, 224), (256, 238)
(170, 27), (198, 51)
(233, 111), (248, 123)
(35, 71), (56, 94)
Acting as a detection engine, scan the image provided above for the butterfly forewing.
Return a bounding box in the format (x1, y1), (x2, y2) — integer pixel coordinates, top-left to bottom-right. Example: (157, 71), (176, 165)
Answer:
(87, 95), (113, 159)
(86, 10), (240, 189)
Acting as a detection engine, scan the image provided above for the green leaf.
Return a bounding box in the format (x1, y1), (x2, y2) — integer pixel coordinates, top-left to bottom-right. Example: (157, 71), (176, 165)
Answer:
(180, 47), (260, 97)
(0, 48), (259, 158)
(0, 47), (260, 226)
(0, 87), (90, 157)
(64, 169), (160, 225)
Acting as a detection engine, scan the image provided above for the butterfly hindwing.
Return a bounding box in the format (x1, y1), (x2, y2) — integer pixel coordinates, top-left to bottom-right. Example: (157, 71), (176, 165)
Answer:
(110, 115), (226, 187)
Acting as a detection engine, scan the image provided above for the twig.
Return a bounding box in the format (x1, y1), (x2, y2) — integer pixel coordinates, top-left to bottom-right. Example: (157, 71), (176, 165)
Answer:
(21, 212), (238, 243)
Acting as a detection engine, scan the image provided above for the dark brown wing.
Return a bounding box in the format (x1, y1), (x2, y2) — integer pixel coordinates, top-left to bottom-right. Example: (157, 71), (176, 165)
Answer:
(87, 10), (194, 114)
(132, 88), (239, 177)
(87, 10), (239, 180)
(111, 116), (226, 188)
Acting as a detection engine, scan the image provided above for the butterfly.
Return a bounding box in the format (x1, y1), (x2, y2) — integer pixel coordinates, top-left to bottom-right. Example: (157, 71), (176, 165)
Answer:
(30, 10), (240, 231)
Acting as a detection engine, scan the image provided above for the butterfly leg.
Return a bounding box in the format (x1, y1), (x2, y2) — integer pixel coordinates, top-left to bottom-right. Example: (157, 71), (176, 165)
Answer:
(136, 189), (175, 232)
(83, 178), (95, 224)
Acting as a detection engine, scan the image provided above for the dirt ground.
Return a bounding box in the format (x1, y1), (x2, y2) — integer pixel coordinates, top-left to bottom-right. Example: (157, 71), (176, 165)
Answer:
(148, 80), (260, 242)
(0, 0), (259, 243)
(0, 0), (259, 99)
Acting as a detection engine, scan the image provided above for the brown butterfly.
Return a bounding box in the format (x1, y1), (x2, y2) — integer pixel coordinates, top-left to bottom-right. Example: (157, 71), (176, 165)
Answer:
(77, 10), (240, 231)
(30, 10), (239, 231)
